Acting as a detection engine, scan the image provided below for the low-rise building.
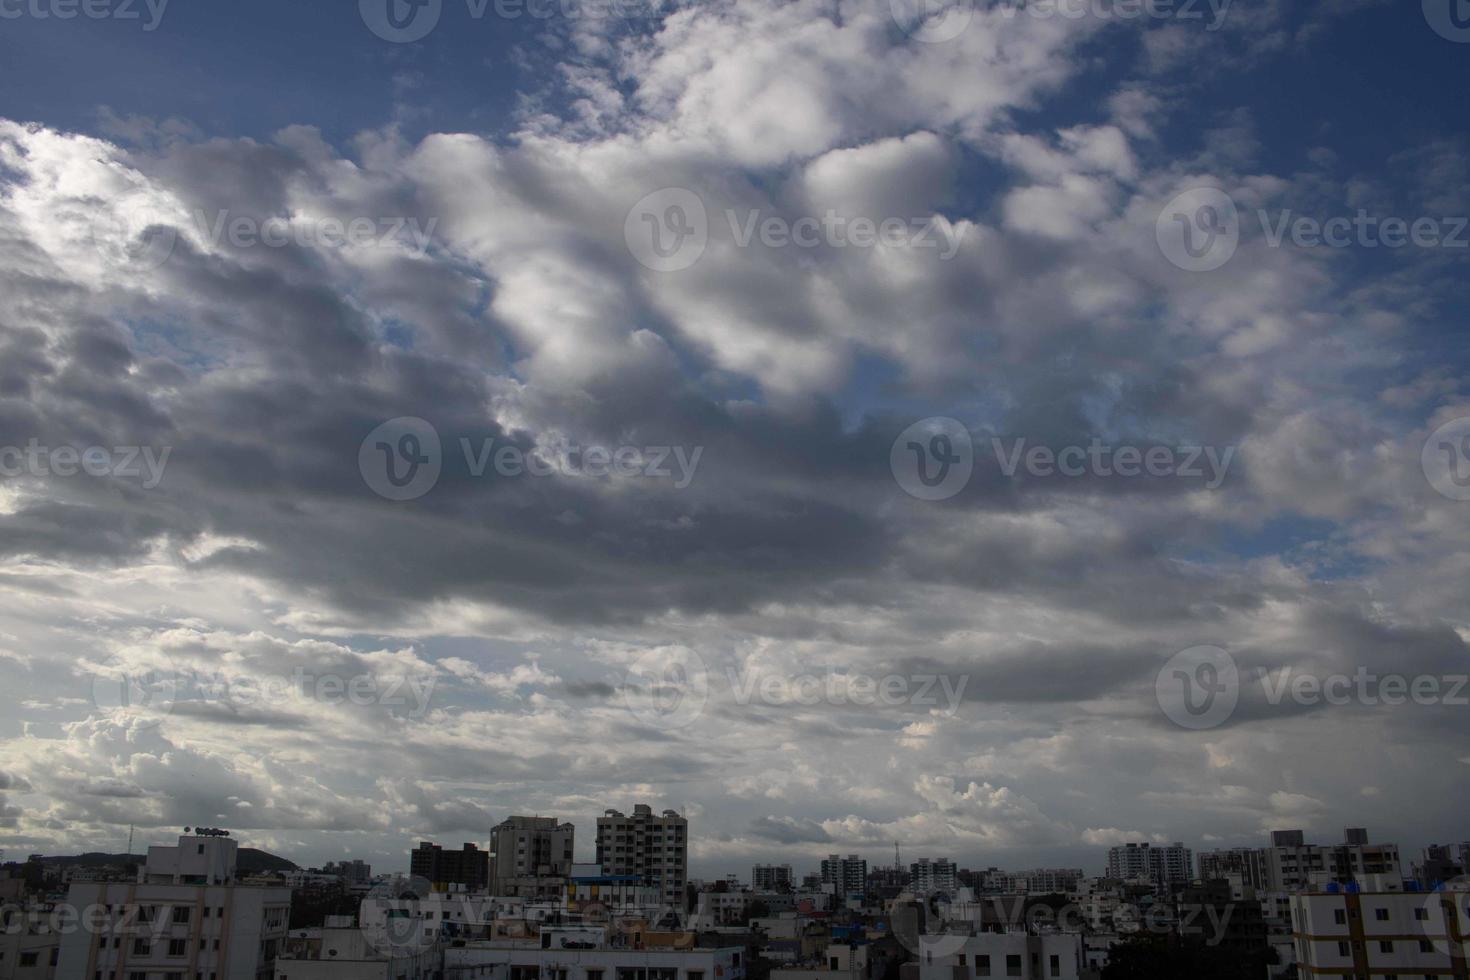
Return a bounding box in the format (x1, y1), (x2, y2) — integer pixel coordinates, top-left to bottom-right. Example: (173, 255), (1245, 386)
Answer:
(56, 832), (291, 980)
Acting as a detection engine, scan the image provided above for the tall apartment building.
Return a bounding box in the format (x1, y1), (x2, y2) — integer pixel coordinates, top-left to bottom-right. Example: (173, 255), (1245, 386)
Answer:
(1418, 844), (1470, 885)
(751, 864), (792, 891)
(908, 859), (957, 896)
(999, 869), (1085, 894)
(1105, 843), (1193, 890)
(1197, 847), (1269, 889)
(1290, 887), (1470, 977)
(489, 816), (575, 889)
(1262, 829), (1402, 891)
(56, 832), (291, 980)
(595, 805), (688, 908)
(820, 855), (867, 898)
(410, 842), (490, 892)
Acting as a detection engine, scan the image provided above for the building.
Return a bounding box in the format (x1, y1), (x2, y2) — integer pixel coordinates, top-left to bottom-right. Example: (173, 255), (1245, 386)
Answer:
(1105, 843), (1192, 890)
(1262, 828), (1402, 891)
(751, 866), (792, 892)
(0, 903), (60, 980)
(819, 856), (866, 899)
(911, 933), (1084, 980)
(322, 861), (372, 886)
(595, 805), (688, 908)
(443, 929), (744, 980)
(1418, 844), (1470, 886)
(490, 818), (575, 892)
(274, 915), (439, 980)
(56, 831), (291, 980)
(1290, 886), (1470, 977)
(1197, 848), (1269, 890)
(412, 843), (490, 893)
(908, 860), (956, 897)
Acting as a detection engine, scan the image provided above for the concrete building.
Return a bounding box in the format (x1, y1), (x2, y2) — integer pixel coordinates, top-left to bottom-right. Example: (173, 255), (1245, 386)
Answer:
(1262, 828), (1402, 891)
(907, 860), (956, 898)
(443, 930), (744, 980)
(595, 806), (687, 909)
(912, 934), (1085, 980)
(750, 867), (791, 893)
(321, 863), (372, 886)
(56, 832), (291, 980)
(1104, 843), (1192, 890)
(411, 845), (490, 894)
(490, 820), (575, 892)
(1196, 848), (1269, 890)
(1290, 886), (1470, 977)
(0, 903), (61, 980)
(819, 857), (865, 900)
(273, 916), (439, 980)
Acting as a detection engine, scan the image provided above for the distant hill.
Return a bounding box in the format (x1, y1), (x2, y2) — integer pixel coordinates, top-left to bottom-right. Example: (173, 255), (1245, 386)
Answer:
(38, 848), (298, 873)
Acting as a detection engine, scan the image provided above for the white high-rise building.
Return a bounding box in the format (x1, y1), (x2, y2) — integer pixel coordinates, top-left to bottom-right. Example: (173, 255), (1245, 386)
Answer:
(490, 816), (575, 890)
(56, 832), (291, 980)
(819, 856), (866, 898)
(1105, 843), (1192, 889)
(908, 859), (957, 896)
(596, 805), (687, 908)
(751, 865), (792, 891)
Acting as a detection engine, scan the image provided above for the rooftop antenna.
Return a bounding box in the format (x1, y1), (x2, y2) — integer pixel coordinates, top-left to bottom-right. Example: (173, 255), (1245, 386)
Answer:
(894, 841), (901, 872)
(127, 825), (135, 857)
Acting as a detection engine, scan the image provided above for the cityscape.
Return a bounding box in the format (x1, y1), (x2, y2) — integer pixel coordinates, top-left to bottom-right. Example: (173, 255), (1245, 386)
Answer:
(2, 0), (1470, 979)
(2, 815), (1469, 979)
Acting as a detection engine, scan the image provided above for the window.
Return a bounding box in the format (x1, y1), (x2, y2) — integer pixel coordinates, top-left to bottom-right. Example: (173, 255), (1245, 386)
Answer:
(20, 953), (38, 967)
(129, 973), (146, 980)
(1379, 941), (1393, 954)
(976, 955), (991, 977)
(1416, 908), (1429, 921)
(1338, 942), (1351, 957)
(133, 940), (151, 956)
(168, 940), (187, 957)
(1335, 909), (1347, 925)
(167, 973), (183, 980)
(1049, 955), (1059, 977)
(1375, 908), (1389, 921)
(173, 907), (191, 924)
(1005, 954), (1021, 978)
(1420, 940), (1433, 953)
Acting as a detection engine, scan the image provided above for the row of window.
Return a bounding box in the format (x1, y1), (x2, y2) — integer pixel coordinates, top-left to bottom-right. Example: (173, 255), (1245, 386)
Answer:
(95, 936), (222, 955)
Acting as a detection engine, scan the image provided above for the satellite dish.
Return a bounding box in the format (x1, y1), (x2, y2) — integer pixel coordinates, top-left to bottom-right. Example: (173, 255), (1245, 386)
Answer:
(185, 827), (192, 833)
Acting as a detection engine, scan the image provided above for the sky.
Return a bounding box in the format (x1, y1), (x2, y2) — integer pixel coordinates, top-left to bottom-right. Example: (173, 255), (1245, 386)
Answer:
(0, 0), (1469, 879)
